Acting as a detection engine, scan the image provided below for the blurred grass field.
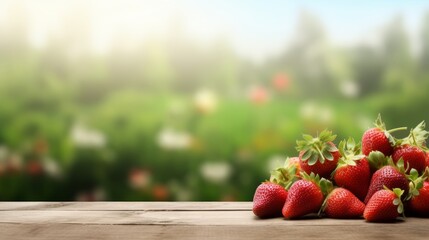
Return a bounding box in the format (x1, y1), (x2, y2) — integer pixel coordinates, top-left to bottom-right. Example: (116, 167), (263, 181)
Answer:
(1, 1), (429, 201)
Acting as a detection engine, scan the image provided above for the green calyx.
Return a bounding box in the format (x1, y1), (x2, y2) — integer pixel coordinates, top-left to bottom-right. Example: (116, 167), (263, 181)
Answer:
(367, 151), (408, 172)
(393, 158), (408, 174)
(296, 129), (337, 166)
(269, 158), (300, 189)
(406, 168), (428, 200)
(374, 114), (387, 130)
(367, 151), (389, 170)
(337, 138), (365, 166)
(400, 121), (429, 150)
(391, 187), (405, 216)
(301, 172), (333, 196)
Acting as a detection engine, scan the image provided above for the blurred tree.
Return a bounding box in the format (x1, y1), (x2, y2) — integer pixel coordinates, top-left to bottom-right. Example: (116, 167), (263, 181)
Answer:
(283, 11), (336, 98)
(420, 11), (429, 73)
(381, 16), (415, 93)
(351, 45), (383, 97)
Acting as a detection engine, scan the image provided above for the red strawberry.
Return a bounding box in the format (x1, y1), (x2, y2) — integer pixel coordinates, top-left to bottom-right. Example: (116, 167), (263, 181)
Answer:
(392, 145), (426, 174)
(392, 121), (428, 174)
(282, 173), (331, 219)
(333, 138), (371, 201)
(364, 165), (409, 204)
(322, 187), (365, 219)
(409, 181), (429, 216)
(425, 152), (429, 168)
(361, 114), (406, 156)
(364, 188), (404, 222)
(252, 182), (288, 218)
(296, 130), (341, 179)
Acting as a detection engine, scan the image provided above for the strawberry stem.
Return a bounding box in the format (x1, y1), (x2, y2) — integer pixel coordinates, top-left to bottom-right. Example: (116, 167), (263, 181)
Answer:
(387, 127), (407, 133)
(315, 145), (324, 162)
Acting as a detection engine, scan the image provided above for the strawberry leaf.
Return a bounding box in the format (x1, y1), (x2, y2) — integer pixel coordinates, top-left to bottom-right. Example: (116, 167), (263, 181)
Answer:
(346, 137), (356, 150)
(392, 188), (405, 215)
(327, 144), (338, 152)
(302, 134), (314, 142)
(301, 150), (312, 161)
(308, 154), (319, 165)
(336, 138), (364, 168)
(367, 151), (388, 170)
(322, 149), (333, 161)
(319, 178), (334, 196)
(296, 130), (338, 166)
(393, 198), (400, 205)
(374, 113), (386, 129)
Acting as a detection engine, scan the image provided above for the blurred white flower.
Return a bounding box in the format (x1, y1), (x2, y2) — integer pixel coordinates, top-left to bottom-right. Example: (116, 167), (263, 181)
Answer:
(71, 124), (106, 148)
(7, 154), (22, 172)
(300, 102), (317, 119)
(200, 161), (232, 183)
(168, 181), (193, 201)
(358, 115), (373, 131)
(157, 127), (192, 150)
(169, 99), (186, 116)
(0, 146), (8, 161)
(340, 80), (359, 98)
(43, 158), (62, 178)
(75, 188), (106, 201)
(300, 102), (334, 124)
(194, 89), (218, 114)
(319, 106), (333, 124)
(266, 155), (285, 173)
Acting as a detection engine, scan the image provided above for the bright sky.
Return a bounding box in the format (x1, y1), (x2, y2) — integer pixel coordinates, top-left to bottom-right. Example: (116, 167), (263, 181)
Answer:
(0, 0), (428, 62)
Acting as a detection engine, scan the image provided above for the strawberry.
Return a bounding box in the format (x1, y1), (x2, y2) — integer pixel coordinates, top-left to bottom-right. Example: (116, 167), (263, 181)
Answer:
(252, 182), (288, 218)
(425, 152), (429, 168)
(409, 181), (429, 216)
(364, 188), (404, 222)
(364, 164), (409, 204)
(282, 172), (331, 219)
(393, 145), (426, 174)
(406, 168), (429, 216)
(333, 138), (371, 201)
(296, 130), (340, 179)
(322, 187), (365, 219)
(392, 121), (429, 174)
(361, 114), (406, 156)
(425, 152), (429, 167)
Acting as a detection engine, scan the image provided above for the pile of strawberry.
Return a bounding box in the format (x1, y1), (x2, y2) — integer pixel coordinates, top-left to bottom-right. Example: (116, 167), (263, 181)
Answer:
(253, 115), (429, 222)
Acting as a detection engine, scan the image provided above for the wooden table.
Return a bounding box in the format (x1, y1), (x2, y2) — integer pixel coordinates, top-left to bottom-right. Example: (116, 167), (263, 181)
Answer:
(0, 202), (428, 239)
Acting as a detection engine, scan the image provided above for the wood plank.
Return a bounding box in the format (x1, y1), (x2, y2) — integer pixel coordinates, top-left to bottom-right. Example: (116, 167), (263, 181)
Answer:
(1, 202), (429, 240)
(1, 222), (429, 240)
(0, 210), (285, 225)
(0, 202), (252, 211)
(0, 209), (427, 227)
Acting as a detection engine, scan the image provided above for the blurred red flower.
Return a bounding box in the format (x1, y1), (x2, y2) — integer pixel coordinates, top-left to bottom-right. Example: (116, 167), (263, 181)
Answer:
(272, 73), (289, 91)
(152, 184), (169, 200)
(249, 86), (269, 104)
(129, 168), (151, 189)
(26, 160), (43, 176)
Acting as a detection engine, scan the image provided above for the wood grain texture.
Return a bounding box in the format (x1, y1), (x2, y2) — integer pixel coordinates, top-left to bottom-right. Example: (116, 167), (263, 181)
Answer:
(0, 202), (252, 211)
(0, 202), (428, 240)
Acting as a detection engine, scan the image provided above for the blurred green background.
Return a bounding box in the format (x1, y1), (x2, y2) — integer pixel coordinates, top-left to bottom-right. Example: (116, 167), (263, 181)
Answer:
(1, 0), (429, 201)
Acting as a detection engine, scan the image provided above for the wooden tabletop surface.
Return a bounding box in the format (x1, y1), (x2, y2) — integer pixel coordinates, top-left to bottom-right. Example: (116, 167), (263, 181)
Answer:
(0, 202), (428, 239)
